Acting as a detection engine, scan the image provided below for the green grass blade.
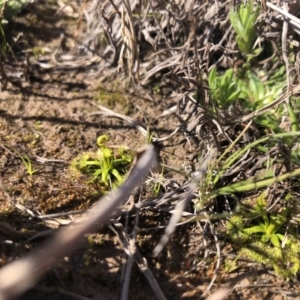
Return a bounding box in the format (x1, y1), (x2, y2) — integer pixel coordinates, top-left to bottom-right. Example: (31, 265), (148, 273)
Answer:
(208, 168), (300, 200)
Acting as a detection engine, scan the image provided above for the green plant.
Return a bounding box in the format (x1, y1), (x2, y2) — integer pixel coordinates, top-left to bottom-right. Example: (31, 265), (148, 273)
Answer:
(195, 131), (300, 211)
(18, 154), (37, 176)
(150, 164), (165, 196)
(207, 63), (288, 141)
(242, 192), (288, 248)
(238, 70), (285, 108)
(211, 1), (287, 122)
(0, 0), (29, 23)
(126, 0), (300, 283)
(203, 1), (289, 138)
(224, 256), (240, 274)
(225, 191), (300, 276)
(208, 67), (241, 108)
(229, 1), (260, 56)
(0, 21), (6, 52)
(0, 143), (38, 176)
(208, 63), (285, 114)
(152, 84), (161, 94)
(146, 126), (155, 144)
(70, 135), (133, 188)
(191, 131), (300, 277)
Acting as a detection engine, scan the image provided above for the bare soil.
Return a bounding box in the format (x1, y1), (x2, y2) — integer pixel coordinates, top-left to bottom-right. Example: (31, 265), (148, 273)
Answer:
(0, 1), (300, 300)
(0, 68), (198, 300)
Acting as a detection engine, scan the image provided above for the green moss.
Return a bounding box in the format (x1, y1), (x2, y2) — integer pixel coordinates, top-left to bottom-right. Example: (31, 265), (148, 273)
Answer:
(23, 133), (40, 146)
(86, 234), (105, 247)
(32, 47), (46, 59)
(94, 84), (133, 114)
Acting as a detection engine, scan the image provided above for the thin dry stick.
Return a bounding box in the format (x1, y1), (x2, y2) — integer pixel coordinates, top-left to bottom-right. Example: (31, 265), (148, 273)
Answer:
(112, 222), (167, 300)
(266, 2), (300, 33)
(121, 239), (135, 300)
(88, 101), (148, 137)
(0, 144), (155, 300)
(276, 3), (300, 159)
(202, 219), (221, 296)
(88, 101), (185, 142)
(121, 188), (142, 300)
(281, 1), (291, 108)
(134, 248), (167, 300)
(153, 148), (217, 256)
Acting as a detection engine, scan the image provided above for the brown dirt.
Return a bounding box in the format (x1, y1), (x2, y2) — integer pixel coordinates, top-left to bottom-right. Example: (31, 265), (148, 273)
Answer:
(0, 69), (197, 300)
(0, 1), (300, 300)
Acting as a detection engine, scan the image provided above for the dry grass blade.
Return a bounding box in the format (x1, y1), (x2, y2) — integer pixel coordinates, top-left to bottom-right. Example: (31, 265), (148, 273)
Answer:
(133, 248), (167, 300)
(113, 222), (167, 300)
(0, 144), (155, 300)
(88, 101), (148, 137)
(119, 0), (139, 84)
(88, 101), (184, 142)
(266, 2), (300, 34)
(141, 53), (182, 85)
